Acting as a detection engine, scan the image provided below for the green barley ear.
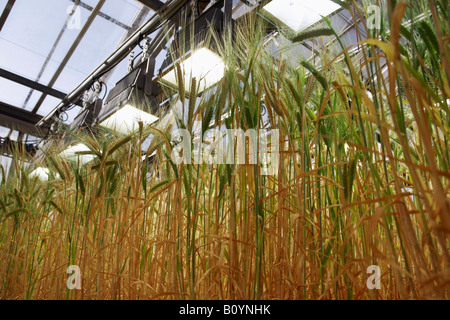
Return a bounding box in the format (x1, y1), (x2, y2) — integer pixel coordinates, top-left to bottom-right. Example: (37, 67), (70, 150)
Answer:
(48, 200), (63, 215)
(150, 179), (169, 193)
(13, 188), (24, 208)
(106, 136), (133, 157)
(48, 155), (66, 181)
(215, 79), (228, 127)
(291, 28), (334, 43)
(301, 60), (328, 91)
(263, 84), (284, 117)
(202, 99), (214, 136)
(218, 172), (227, 200)
(165, 150), (179, 179)
(176, 63), (185, 102)
(343, 163), (349, 202)
(74, 170), (86, 196)
(417, 20), (439, 54)
(348, 153), (357, 203)
(188, 77), (197, 133)
(0, 164), (5, 186)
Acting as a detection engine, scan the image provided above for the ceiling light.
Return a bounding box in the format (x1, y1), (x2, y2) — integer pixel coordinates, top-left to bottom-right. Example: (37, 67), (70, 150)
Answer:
(96, 57), (160, 135)
(160, 47), (225, 94)
(158, 7), (229, 94)
(60, 143), (96, 165)
(29, 167), (56, 182)
(99, 104), (159, 135)
(69, 98), (102, 132)
(261, 0), (341, 34)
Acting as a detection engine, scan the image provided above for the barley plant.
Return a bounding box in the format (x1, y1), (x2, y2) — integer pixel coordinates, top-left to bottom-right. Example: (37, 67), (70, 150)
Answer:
(0, 0), (449, 300)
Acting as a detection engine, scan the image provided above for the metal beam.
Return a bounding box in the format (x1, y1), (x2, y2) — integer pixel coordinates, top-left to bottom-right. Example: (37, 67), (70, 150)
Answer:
(224, 0), (232, 25)
(22, 2), (83, 109)
(0, 0), (15, 32)
(0, 68), (68, 100)
(135, 0), (165, 11)
(32, 0), (107, 113)
(0, 102), (46, 137)
(136, 0), (181, 24)
(100, 6), (151, 84)
(0, 139), (38, 158)
(38, 0), (190, 126)
(70, 0), (134, 31)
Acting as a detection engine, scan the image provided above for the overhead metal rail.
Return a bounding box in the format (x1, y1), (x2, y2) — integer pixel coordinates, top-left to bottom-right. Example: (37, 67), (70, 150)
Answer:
(0, 102), (45, 137)
(37, 0), (190, 126)
(0, 68), (71, 101)
(70, 0), (141, 31)
(31, 0), (107, 113)
(0, 0), (189, 154)
(136, 0), (166, 12)
(0, 0), (15, 32)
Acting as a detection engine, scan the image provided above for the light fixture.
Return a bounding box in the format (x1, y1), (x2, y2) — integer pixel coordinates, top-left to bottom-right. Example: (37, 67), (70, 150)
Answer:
(99, 104), (159, 135)
(60, 143), (96, 165)
(96, 57), (161, 135)
(160, 47), (225, 94)
(29, 167), (58, 182)
(158, 6), (229, 94)
(261, 0), (341, 34)
(69, 86), (103, 132)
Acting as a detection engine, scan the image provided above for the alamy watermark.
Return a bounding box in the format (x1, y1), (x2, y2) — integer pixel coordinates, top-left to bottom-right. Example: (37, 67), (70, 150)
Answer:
(67, 265), (81, 290)
(366, 5), (382, 30)
(366, 2), (388, 31)
(171, 123), (280, 176)
(366, 265), (381, 290)
(67, 5), (82, 30)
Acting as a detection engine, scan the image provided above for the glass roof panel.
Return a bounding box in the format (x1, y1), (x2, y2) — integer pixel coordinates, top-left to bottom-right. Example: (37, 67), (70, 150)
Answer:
(54, 21), (127, 87)
(0, 0), (77, 78)
(328, 13), (352, 36)
(81, 0), (99, 6)
(0, 0), (365, 150)
(35, 58), (85, 93)
(0, 126), (10, 138)
(0, 155), (12, 179)
(35, 95), (63, 117)
(100, 0), (143, 26)
(0, 77), (37, 109)
(0, 0), (150, 121)
(0, 0), (7, 13)
(0, 36), (49, 81)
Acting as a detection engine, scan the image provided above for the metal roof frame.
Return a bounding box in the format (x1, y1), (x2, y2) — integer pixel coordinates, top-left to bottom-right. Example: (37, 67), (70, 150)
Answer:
(0, 0), (159, 146)
(0, 0), (366, 154)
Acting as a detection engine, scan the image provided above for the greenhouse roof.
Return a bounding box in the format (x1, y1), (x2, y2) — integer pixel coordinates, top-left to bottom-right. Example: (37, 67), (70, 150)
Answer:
(0, 0), (364, 174)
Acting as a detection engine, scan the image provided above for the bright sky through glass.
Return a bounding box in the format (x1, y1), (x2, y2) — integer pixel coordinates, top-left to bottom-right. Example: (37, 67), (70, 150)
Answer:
(0, 0), (152, 118)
